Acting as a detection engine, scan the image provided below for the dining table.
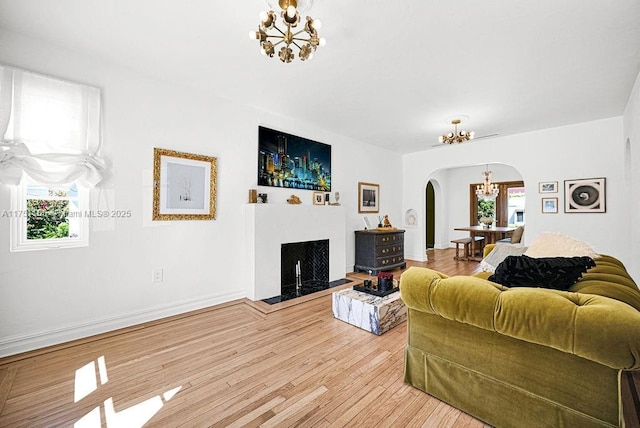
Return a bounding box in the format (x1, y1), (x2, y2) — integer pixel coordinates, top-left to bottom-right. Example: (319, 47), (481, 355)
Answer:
(454, 225), (517, 261)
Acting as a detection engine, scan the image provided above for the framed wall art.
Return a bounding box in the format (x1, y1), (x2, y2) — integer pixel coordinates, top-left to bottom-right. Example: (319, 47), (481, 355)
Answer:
(313, 191), (324, 205)
(257, 126), (331, 191)
(564, 177), (606, 213)
(153, 148), (217, 220)
(358, 182), (379, 213)
(541, 197), (558, 213)
(539, 181), (558, 193)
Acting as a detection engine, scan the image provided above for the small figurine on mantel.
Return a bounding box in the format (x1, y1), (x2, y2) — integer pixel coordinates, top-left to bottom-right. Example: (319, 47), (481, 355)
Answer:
(287, 194), (301, 204)
(383, 215), (392, 228)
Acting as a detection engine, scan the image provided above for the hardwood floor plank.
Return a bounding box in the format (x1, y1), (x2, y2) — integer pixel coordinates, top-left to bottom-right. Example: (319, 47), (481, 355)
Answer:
(0, 366), (18, 415)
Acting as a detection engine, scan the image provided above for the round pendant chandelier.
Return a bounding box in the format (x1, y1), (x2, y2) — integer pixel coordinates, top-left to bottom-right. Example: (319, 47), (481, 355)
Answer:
(439, 119), (475, 144)
(249, 0), (326, 63)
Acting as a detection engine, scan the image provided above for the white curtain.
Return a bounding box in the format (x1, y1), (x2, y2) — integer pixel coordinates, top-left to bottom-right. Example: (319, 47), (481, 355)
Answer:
(0, 65), (106, 187)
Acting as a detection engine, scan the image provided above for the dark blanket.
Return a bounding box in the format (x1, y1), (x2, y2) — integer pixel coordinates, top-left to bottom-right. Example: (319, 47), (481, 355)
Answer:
(489, 255), (596, 290)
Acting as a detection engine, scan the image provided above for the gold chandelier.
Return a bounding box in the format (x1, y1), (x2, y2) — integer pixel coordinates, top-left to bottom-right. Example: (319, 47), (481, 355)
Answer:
(439, 119), (475, 144)
(249, 0), (326, 63)
(476, 165), (500, 199)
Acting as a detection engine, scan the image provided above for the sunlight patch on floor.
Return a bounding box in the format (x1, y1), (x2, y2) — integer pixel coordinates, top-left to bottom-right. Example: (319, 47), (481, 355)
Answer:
(73, 356), (180, 428)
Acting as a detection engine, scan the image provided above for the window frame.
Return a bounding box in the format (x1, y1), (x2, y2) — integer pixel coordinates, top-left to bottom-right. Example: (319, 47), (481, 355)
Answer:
(10, 176), (89, 252)
(469, 180), (525, 227)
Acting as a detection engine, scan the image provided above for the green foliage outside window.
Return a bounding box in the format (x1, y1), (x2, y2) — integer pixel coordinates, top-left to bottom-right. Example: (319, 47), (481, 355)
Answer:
(27, 198), (70, 240)
(477, 199), (496, 223)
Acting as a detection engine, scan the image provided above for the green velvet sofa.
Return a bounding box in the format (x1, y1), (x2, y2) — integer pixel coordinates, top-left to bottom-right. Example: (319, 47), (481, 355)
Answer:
(400, 248), (640, 427)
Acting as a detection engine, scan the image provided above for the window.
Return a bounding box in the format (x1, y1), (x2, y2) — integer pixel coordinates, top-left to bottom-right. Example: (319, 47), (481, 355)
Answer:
(10, 178), (89, 251)
(0, 65), (104, 251)
(470, 181), (525, 227)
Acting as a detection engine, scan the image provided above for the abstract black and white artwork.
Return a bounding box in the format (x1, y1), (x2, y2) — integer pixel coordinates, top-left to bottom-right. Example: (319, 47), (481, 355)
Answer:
(564, 178), (606, 213)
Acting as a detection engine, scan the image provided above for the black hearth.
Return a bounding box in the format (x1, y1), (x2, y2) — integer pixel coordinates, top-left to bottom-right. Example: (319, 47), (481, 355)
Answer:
(262, 239), (350, 304)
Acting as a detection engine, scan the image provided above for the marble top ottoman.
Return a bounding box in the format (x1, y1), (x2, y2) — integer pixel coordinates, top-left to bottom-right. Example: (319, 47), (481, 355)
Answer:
(332, 288), (407, 335)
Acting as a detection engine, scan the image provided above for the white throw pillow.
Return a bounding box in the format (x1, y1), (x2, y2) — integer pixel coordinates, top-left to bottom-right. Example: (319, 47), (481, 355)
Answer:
(480, 244), (528, 273)
(524, 232), (599, 259)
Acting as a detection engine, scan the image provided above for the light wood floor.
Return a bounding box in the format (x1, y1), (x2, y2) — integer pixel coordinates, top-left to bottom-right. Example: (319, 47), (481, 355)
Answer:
(0, 249), (637, 427)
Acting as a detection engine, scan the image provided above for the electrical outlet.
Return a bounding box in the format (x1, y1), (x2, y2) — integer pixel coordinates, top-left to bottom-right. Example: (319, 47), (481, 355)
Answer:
(152, 268), (164, 283)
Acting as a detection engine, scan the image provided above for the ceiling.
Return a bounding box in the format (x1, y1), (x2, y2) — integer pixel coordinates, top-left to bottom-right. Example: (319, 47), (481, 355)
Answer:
(1, 0), (639, 154)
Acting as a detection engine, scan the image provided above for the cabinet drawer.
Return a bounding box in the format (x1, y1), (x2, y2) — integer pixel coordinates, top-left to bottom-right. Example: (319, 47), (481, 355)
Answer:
(377, 255), (403, 267)
(375, 233), (404, 246)
(376, 244), (402, 258)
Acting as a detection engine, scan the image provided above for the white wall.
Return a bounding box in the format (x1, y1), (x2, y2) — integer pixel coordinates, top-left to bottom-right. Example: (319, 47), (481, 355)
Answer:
(403, 117), (632, 273)
(623, 68), (640, 281)
(426, 164), (522, 251)
(0, 30), (402, 357)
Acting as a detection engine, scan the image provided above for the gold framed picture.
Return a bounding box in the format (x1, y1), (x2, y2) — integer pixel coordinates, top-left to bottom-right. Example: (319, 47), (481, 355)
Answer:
(153, 148), (217, 220)
(358, 182), (379, 213)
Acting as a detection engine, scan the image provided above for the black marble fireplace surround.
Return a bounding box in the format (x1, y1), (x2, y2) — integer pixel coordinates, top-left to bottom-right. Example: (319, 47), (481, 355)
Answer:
(262, 239), (350, 304)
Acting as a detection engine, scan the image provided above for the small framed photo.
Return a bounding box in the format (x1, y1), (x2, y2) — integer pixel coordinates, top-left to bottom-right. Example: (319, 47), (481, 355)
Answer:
(565, 178), (606, 213)
(358, 182), (379, 213)
(539, 181), (558, 193)
(541, 197), (558, 213)
(362, 216), (372, 230)
(153, 148), (217, 220)
(313, 191), (324, 205)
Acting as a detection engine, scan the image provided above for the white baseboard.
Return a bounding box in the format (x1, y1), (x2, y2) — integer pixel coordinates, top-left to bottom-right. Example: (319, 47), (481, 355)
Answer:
(405, 253), (427, 262)
(0, 290), (246, 359)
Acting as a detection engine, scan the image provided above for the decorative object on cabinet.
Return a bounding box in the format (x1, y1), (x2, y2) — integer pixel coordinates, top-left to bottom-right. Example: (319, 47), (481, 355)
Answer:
(248, 189), (258, 203)
(564, 178), (606, 213)
(287, 194), (301, 204)
(358, 182), (379, 213)
(354, 229), (406, 274)
(153, 148), (217, 221)
(362, 216), (372, 230)
(539, 181), (558, 193)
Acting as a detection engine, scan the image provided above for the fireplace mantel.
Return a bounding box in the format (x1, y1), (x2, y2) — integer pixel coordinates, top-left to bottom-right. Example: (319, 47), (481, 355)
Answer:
(245, 204), (346, 300)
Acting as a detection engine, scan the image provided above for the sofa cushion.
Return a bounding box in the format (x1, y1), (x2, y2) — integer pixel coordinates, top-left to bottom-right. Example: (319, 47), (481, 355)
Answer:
(524, 232), (599, 259)
(480, 244), (528, 273)
(488, 255), (596, 290)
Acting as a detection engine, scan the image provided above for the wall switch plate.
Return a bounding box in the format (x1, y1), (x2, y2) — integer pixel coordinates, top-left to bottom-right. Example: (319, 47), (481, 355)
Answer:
(152, 268), (164, 283)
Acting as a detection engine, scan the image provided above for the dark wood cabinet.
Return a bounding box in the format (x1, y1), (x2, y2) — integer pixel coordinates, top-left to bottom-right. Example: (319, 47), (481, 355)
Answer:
(354, 229), (406, 274)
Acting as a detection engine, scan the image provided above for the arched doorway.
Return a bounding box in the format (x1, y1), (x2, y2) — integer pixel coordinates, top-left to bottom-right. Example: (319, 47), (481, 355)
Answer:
(426, 181), (435, 250)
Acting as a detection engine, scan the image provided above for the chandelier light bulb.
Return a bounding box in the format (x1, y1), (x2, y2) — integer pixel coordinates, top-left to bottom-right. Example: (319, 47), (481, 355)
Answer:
(313, 19), (322, 29)
(286, 5), (296, 18)
(319, 37), (326, 47)
(259, 10), (268, 21)
(249, 30), (256, 39)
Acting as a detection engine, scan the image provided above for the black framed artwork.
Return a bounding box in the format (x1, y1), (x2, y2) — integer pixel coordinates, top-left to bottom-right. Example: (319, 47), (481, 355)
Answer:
(564, 178), (606, 213)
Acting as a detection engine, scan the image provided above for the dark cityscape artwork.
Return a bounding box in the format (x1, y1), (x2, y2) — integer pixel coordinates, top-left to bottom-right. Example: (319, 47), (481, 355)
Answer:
(258, 126), (331, 191)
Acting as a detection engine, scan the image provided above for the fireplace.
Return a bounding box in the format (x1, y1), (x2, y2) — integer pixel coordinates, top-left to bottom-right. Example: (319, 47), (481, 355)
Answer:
(245, 204), (347, 301)
(244, 203), (346, 301)
(281, 239), (329, 294)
